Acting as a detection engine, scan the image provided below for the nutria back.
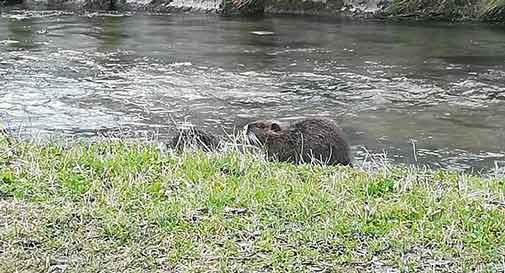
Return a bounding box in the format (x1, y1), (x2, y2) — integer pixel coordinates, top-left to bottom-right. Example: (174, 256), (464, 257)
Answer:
(244, 118), (352, 166)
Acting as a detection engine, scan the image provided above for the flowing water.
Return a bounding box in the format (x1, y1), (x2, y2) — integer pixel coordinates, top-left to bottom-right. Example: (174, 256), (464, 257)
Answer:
(1, 10), (505, 171)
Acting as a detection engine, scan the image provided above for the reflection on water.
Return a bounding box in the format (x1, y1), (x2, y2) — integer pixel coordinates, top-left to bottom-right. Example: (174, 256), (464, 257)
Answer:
(1, 10), (505, 172)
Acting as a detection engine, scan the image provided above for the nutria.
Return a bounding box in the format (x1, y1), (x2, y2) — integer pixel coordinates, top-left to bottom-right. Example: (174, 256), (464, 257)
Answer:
(171, 127), (220, 152)
(244, 118), (352, 166)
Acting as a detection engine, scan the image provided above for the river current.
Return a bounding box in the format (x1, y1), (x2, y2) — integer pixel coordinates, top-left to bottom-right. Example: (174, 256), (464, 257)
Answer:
(1, 10), (505, 171)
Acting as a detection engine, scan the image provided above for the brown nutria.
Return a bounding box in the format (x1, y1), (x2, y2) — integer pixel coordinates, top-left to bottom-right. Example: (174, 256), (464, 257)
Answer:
(171, 127), (220, 152)
(244, 118), (352, 166)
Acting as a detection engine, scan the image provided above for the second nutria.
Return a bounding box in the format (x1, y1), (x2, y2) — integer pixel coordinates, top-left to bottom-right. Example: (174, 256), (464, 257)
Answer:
(244, 118), (352, 166)
(171, 127), (220, 152)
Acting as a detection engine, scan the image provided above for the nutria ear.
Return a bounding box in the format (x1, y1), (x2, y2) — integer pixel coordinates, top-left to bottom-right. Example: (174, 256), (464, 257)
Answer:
(271, 123), (282, 132)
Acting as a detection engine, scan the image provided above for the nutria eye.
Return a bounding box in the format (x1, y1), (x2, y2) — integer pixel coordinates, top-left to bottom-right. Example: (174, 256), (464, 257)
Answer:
(271, 123), (281, 132)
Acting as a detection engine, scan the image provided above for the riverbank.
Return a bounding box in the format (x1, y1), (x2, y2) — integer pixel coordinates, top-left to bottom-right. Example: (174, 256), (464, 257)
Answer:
(2, 0), (505, 21)
(1, 135), (504, 272)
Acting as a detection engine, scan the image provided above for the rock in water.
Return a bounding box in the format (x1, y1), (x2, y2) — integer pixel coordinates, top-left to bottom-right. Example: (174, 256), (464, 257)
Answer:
(171, 127), (220, 152)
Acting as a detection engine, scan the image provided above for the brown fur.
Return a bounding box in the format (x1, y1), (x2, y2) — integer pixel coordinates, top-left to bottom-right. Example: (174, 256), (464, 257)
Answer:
(244, 118), (352, 166)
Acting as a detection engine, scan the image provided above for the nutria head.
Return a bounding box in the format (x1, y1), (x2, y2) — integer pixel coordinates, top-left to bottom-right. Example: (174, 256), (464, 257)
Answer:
(243, 120), (285, 146)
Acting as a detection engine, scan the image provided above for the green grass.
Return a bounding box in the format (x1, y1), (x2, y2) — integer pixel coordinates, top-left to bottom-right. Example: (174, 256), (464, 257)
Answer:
(0, 135), (504, 272)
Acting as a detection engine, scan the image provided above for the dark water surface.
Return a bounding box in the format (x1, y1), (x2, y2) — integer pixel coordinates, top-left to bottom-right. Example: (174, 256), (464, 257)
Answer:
(1, 10), (505, 171)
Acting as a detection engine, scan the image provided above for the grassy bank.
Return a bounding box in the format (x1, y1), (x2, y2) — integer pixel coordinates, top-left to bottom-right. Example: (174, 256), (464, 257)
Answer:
(384, 0), (505, 21)
(0, 135), (504, 272)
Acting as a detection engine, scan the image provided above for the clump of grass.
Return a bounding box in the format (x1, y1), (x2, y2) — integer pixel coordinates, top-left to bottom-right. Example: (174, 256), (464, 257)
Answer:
(0, 134), (504, 272)
(481, 0), (505, 20)
(383, 0), (505, 20)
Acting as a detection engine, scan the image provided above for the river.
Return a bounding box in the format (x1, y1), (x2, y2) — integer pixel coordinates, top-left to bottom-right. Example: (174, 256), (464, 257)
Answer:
(1, 10), (505, 171)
